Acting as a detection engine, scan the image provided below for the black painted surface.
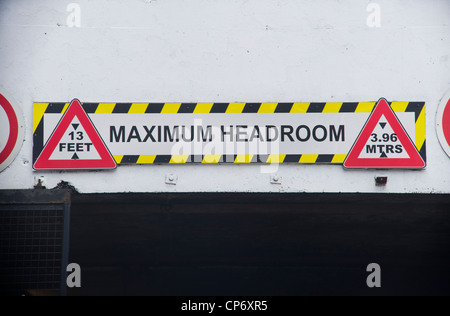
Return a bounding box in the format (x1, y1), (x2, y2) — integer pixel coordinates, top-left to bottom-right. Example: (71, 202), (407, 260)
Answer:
(68, 193), (450, 296)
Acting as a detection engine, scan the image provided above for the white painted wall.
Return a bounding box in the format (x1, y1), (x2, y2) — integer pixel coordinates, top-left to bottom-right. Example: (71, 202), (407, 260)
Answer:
(0, 0), (449, 194)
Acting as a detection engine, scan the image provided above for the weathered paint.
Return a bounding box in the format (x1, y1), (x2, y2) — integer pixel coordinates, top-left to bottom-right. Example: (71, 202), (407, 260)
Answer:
(0, 0), (449, 193)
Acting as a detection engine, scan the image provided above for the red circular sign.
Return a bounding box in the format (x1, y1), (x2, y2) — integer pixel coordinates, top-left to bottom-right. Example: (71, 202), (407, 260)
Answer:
(442, 99), (450, 147)
(0, 93), (24, 172)
(437, 90), (450, 158)
(0, 94), (19, 165)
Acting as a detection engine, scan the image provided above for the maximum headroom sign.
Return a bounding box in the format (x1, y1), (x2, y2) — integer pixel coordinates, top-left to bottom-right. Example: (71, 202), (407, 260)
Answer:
(33, 99), (426, 170)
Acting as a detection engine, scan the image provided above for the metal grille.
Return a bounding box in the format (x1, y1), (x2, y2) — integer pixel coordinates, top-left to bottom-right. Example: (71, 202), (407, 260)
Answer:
(0, 204), (70, 296)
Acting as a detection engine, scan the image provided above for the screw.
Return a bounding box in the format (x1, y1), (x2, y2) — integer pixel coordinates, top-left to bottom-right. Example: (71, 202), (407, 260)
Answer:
(166, 174), (178, 185)
(271, 175), (282, 185)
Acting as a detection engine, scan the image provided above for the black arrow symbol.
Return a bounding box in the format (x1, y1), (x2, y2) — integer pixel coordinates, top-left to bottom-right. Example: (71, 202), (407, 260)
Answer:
(71, 153), (80, 160)
(380, 152), (388, 158)
(379, 122), (387, 129)
(72, 124), (80, 130)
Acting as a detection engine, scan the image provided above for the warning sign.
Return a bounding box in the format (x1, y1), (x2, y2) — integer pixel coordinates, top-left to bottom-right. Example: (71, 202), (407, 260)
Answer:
(436, 90), (450, 158)
(33, 99), (426, 167)
(344, 98), (426, 169)
(33, 99), (116, 170)
(0, 93), (24, 173)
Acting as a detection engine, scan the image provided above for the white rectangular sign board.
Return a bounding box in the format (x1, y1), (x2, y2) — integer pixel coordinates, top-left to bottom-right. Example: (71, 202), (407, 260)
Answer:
(33, 101), (426, 166)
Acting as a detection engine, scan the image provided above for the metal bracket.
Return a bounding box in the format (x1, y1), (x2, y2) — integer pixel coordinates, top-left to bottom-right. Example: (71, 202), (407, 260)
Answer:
(165, 174), (178, 185)
(270, 175), (282, 185)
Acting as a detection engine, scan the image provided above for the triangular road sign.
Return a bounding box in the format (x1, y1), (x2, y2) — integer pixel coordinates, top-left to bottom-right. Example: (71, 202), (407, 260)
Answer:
(344, 98), (426, 169)
(34, 99), (116, 170)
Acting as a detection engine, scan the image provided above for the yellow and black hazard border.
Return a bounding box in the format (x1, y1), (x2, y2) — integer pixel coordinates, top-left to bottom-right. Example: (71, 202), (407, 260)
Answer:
(33, 101), (426, 165)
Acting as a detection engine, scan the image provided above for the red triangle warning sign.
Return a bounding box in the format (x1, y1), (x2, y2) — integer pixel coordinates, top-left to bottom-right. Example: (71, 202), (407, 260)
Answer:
(34, 99), (116, 170)
(344, 98), (425, 169)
